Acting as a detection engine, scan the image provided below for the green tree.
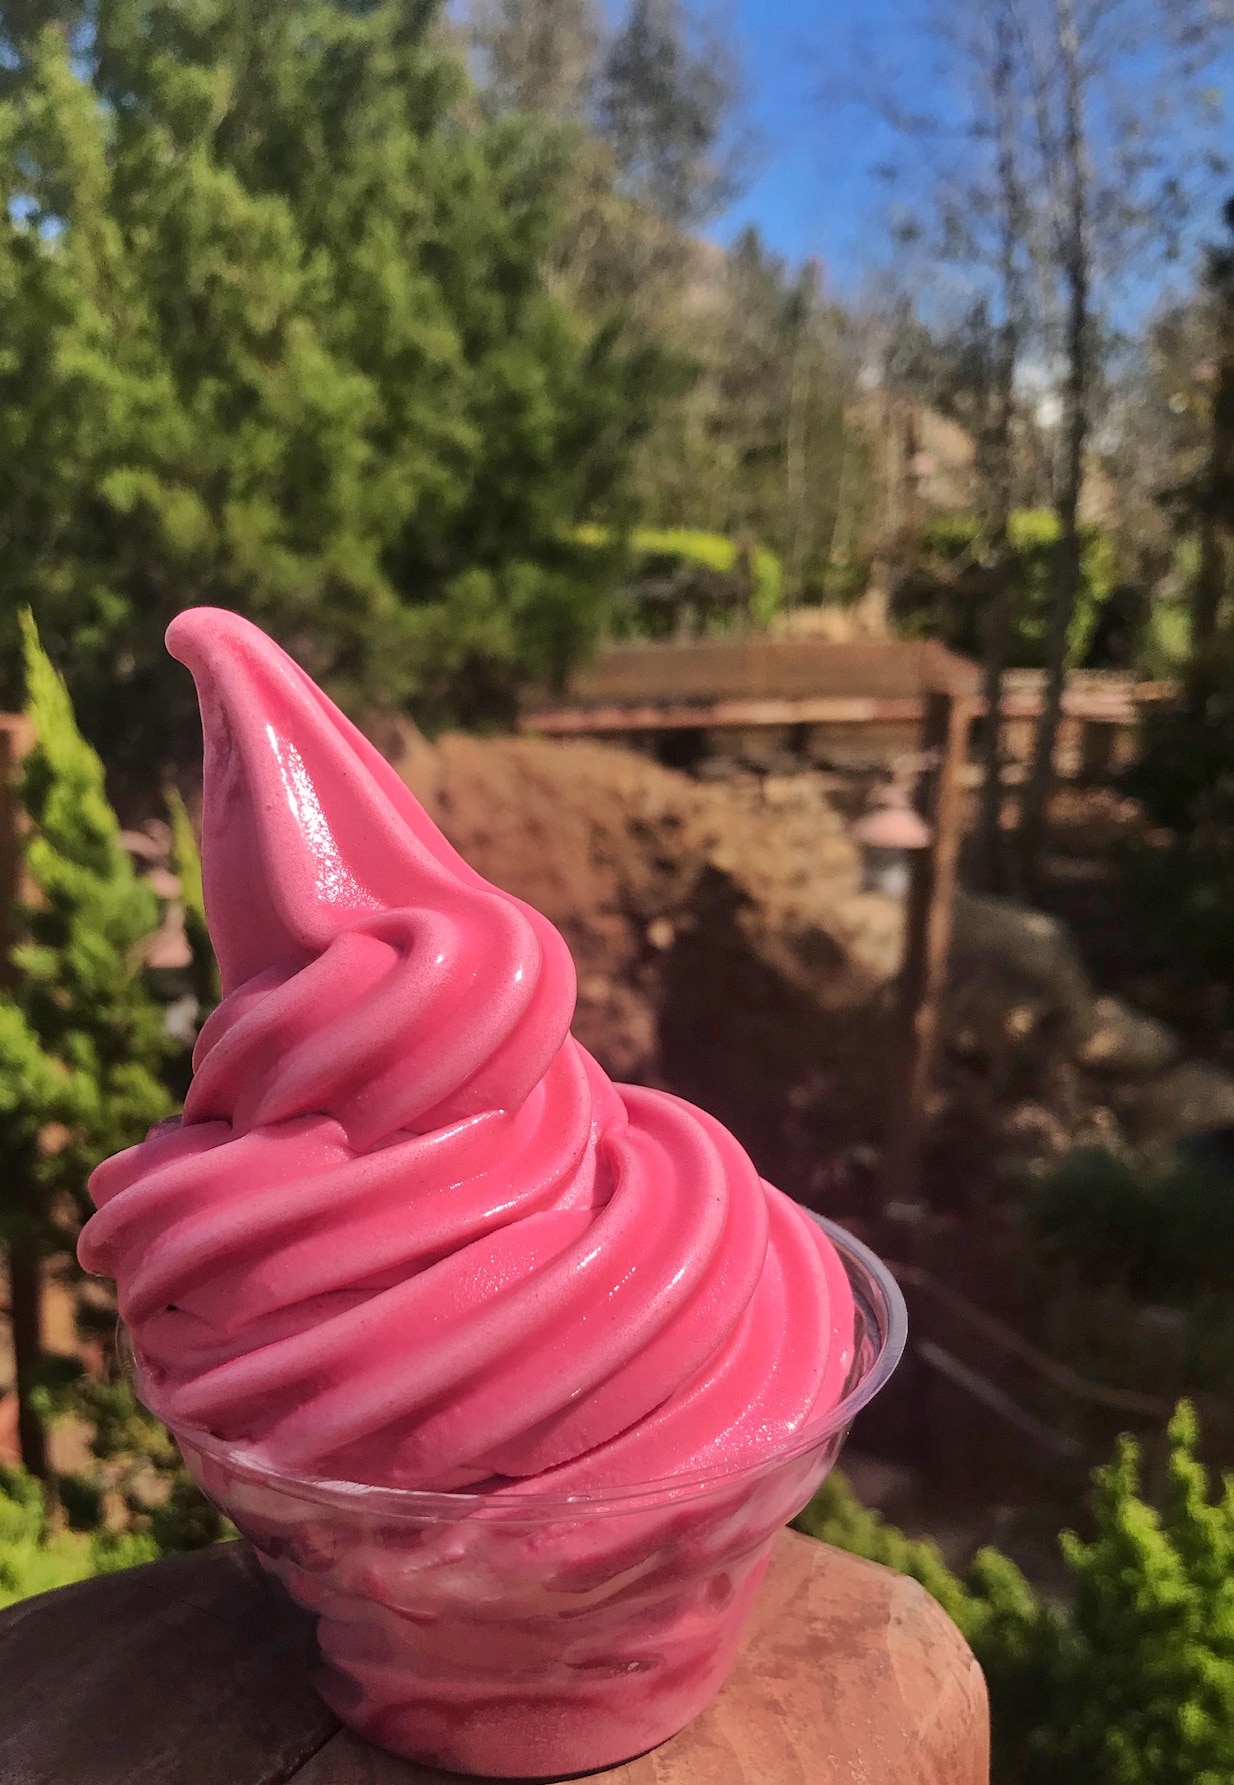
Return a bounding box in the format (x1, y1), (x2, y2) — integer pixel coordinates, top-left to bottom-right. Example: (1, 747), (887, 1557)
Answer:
(800, 1405), (1234, 1784)
(596, 0), (742, 229)
(1124, 633), (1234, 1002)
(894, 508), (1116, 666)
(467, 2), (870, 602)
(0, 614), (174, 1478)
(0, 1), (662, 768)
(615, 228), (865, 603)
(705, 235), (856, 599)
(1039, 1406), (1234, 1784)
(58, 1369), (233, 1561)
(1192, 197), (1234, 652)
(469, 0), (600, 121)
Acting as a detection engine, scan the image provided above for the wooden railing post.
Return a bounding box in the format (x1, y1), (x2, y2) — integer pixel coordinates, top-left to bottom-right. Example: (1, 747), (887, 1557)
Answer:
(882, 687), (976, 1207)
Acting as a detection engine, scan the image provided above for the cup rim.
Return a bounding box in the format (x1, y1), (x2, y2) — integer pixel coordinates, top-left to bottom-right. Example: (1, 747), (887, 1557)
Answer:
(121, 1212), (907, 1520)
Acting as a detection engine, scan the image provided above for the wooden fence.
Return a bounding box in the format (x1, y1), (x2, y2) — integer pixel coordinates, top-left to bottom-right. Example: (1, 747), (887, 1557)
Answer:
(520, 641), (1175, 780)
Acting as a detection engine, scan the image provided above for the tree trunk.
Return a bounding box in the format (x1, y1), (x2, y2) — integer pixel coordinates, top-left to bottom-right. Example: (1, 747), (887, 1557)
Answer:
(976, 374), (1016, 893)
(882, 690), (976, 1205)
(1017, 513), (1081, 887)
(977, 569), (1012, 890)
(785, 311), (812, 603)
(1016, 0), (1089, 893)
(975, 8), (1023, 895)
(6, 1234), (49, 1481)
(1193, 228), (1234, 654)
(1194, 522), (1227, 654)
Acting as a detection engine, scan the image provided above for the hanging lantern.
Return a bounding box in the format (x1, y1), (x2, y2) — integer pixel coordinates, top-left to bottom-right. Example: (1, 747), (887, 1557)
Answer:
(851, 784), (933, 897)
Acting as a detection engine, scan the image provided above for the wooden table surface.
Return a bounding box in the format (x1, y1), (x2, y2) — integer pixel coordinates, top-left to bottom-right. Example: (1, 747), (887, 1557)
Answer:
(0, 1528), (988, 1784)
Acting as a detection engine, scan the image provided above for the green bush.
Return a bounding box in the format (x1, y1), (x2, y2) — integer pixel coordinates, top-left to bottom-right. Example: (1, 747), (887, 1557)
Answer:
(0, 1456), (174, 1608)
(800, 1404), (1234, 1785)
(1123, 640), (1234, 990)
(577, 523), (783, 637)
(0, 1466), (96, 1608)
(1027, 1145), (1234, 1303)
(0, 613), (180, 1479)
(0, 616), (227, 1545)
(0, 1365), (236, 1610)
(628, 528), (783, 625)
(1139, 597), (1192, 679)
(894, 509), (1116, 668)
(1129, 641), (1234, 836)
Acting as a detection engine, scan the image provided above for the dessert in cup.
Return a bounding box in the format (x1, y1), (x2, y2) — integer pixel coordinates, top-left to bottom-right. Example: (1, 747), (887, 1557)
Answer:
(81, 610), (905, 1779)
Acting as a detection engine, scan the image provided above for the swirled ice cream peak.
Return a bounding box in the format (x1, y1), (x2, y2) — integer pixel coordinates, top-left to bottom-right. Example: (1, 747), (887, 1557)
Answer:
(81, 608), (856, 1494)
(167, 608), (576, 1140)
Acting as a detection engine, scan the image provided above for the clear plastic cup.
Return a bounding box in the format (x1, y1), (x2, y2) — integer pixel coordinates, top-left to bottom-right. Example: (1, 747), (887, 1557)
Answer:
(122, 1214), (905, 1779)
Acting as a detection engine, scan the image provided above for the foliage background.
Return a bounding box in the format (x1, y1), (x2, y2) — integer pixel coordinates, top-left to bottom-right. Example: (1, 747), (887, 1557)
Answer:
(0, 0), (671, 768)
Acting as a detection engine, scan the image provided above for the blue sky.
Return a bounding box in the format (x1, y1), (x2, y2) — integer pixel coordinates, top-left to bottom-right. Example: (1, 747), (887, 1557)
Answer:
(710, 0), (925, 293)
(708, 0), (1234, 314)
(587, 0), (927, 292)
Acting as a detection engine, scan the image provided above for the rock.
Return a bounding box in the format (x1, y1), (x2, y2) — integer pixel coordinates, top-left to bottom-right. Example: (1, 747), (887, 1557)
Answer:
(943, 893), (1123, 1180)
(1003, 1103), (1073, 1156)
(950, 893), (1093, 1027)
(1076, 996), (1181, 1078)
(761, 775), (799, 808)
(1123, 1060), (1234, 1149)
(646, 917), (675, 951)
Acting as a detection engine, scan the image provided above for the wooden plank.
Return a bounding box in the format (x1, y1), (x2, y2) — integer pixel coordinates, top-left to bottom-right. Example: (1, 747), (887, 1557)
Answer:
(0, 1532), (988, 1785)
(921, 637), (983, 700)
(520, 696), (926, 735)
(518, 684), (1148, 739)
(527, 639), (980, 712)
(0, 1543), (336, 1785)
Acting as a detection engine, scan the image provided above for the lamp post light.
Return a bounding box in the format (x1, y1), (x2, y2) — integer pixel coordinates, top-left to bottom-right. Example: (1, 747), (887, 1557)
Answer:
(852, 783), (933, 897)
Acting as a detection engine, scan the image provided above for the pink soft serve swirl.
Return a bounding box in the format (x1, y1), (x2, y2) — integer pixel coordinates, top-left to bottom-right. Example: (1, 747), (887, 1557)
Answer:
(79, 609), (855, 1493)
